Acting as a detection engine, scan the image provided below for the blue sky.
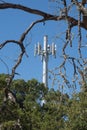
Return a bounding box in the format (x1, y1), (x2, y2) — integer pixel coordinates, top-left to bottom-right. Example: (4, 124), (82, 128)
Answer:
(0, 0), (60, 88)
(0, 0), (87, 92)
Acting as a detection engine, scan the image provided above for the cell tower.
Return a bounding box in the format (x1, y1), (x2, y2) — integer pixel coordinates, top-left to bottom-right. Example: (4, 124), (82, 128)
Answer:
(34, 35), (56, 87)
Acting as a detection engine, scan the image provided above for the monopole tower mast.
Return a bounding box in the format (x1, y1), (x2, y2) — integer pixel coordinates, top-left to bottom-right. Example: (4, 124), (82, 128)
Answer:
(34, 35), (56, 87)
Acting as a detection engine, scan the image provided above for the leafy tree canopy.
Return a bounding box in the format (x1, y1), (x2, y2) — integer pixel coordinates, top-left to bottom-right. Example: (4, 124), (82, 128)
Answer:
(0, 74), (87, 130)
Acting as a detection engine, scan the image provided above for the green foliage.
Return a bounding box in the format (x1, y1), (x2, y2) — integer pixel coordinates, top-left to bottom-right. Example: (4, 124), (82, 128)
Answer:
(0, 74), (87, 130)
(0, 74), (7, 106)
(0, 73), (7, 89)
(65, 92), (87, 130)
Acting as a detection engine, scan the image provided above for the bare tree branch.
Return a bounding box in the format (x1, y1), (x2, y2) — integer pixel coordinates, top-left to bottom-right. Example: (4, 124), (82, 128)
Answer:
(0, 18), (47, 86)
(0, 40), (21, 49)
(19, 18), (45, 42)
(0, 40), (25, 86)
(0, 2), (87, 29)
(0, 2), (53, 18)
(0, 1), (87, 89)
